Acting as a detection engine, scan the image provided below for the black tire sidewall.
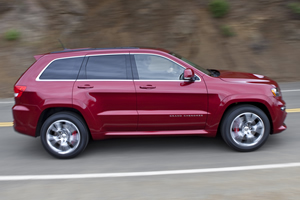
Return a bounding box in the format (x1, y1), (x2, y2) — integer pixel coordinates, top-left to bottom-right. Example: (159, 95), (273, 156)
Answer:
(221, 105), (270, 152)
(40, 112), (89, 159)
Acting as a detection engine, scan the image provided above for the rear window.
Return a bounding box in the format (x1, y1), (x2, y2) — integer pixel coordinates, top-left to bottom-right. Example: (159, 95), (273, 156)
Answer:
(39, 57), (84, 80)
(86, 55), (127, 79)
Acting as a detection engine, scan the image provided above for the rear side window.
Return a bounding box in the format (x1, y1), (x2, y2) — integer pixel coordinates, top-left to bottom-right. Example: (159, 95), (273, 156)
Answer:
(39, 57), (84, 80)
(86, 55), (127, 79)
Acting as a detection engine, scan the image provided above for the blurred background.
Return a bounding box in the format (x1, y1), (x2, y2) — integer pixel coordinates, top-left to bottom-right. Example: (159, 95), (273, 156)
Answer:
(1, 0), (300, 97)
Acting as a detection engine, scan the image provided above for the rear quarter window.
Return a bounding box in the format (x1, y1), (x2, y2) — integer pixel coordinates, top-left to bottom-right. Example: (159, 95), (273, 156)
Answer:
(39, 57), (84, 80)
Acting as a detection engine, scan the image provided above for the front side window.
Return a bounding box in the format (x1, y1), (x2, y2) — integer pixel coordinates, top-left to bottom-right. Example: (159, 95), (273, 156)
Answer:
(39, 57), (84, 79)
(169, 52), (211, 76)
(86, 55), (127, 79)
(134, 54), (185, 80)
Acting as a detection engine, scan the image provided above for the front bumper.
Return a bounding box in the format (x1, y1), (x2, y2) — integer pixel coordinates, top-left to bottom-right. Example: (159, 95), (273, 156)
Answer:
(271, 98), (287, 134)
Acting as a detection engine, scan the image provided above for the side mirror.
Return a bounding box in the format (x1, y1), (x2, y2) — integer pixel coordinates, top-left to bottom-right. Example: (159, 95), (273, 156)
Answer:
(183, 68), (195, 81)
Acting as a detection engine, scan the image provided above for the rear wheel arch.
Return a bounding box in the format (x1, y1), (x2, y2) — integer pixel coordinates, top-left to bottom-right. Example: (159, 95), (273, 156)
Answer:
(36, 107), (91, 138)
(40, 111), (90, 158)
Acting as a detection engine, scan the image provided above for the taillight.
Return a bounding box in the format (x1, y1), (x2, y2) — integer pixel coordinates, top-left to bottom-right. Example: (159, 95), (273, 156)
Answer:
(14, 86), (26, 98)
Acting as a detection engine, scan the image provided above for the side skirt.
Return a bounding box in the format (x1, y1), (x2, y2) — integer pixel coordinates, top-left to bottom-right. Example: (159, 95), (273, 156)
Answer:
(90, 129), (216, 140)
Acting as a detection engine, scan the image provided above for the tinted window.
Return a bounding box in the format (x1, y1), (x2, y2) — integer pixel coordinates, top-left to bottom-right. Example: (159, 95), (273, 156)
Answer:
(134, 54), (185, 80)
(86, 55), (127, 79)
(40, 57), (84, 79)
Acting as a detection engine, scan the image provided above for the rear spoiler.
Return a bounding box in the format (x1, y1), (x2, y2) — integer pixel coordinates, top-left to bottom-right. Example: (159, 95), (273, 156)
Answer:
(34, 54), (44, 61)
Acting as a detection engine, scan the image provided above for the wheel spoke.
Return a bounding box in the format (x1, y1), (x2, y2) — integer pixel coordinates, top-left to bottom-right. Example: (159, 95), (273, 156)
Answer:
(60, 145), (70, 152)
(234, 131), (244, 142)
(245, 135), (255, 143)
(48, 134), (59, 142)
(244, 113), (257, 124)
(53, 122), (62, 131)
(53, 140), (61, 149)
(235, 117), (244, 128)
(252, 121), (263, 133)
(63, 123), (74, 133)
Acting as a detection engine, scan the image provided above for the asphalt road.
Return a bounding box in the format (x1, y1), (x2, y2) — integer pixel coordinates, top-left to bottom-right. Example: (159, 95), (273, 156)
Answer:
(0, 82), (300, 199)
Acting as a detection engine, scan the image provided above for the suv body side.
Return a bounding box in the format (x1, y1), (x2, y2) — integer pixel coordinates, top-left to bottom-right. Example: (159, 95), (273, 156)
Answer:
(13, 48), (286, 140)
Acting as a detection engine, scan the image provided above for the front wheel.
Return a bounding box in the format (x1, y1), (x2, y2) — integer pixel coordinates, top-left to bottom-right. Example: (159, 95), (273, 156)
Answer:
(220, 105), (270, 152)
(40, 112), (89, 159)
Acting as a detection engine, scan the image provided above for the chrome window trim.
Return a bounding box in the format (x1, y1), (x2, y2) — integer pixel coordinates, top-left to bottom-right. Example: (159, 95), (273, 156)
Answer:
(76, 79), (132, 81)
(35, 52), (201, 82)
(36, 53), (129, 81)
(76, 79), (192, 82)
(36, 55), (85, 81)
(133, 80), (197, 82)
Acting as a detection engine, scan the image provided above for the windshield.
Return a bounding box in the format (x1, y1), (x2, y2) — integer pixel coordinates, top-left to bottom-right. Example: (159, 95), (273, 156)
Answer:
(169, 52), (212, 76)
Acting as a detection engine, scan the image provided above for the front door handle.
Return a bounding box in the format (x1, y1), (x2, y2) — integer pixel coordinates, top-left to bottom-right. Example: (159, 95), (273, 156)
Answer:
(139, 85), (156, 89)
(77, 84), (94, 89)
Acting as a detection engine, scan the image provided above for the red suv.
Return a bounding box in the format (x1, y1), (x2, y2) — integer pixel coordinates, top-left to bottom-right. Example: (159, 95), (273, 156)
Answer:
(13, 47), (287, 158)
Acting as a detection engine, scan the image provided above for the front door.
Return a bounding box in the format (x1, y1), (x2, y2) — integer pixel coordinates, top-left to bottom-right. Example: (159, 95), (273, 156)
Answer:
(131, 53), (208, 131)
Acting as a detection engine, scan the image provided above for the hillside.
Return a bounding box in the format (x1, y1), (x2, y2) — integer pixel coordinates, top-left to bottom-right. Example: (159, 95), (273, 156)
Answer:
(0, 0), (300, 97)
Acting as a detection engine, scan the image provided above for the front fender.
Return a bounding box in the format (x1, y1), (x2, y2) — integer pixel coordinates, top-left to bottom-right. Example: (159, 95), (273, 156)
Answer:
(205, 94), (274, 135)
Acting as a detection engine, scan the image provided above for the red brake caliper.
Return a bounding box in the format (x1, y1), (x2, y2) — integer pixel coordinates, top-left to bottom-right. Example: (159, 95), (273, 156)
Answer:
(71, 131), (77, 145)
(234, 122), (239, 135)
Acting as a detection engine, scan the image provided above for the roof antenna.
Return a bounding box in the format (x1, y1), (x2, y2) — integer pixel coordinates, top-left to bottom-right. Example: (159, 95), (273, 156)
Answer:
(58, 39), (67, 50)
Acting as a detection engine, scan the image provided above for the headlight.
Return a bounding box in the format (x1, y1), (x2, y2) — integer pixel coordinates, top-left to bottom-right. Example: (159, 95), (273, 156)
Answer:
(271, 88), (281, 97)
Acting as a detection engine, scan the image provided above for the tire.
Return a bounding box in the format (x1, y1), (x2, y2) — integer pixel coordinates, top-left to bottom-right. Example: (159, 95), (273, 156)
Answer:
(220, 105), (270, 152)
(40, 112), (89, 159)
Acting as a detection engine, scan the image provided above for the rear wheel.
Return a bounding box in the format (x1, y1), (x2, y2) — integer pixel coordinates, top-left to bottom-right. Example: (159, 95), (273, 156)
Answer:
(40, 112), (89, 159)
(220, 105), (270, 152)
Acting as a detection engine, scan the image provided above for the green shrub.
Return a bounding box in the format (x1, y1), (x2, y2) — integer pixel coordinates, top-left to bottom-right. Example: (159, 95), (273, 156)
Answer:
(4, 29), (20, 41)
(220, 25), (235, 37)
(209, 0), (229, 18)
(288, 2), (300, 15)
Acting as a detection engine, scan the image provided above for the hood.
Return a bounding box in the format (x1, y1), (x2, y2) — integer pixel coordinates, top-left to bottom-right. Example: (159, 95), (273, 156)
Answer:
(218, 70), (278, 86)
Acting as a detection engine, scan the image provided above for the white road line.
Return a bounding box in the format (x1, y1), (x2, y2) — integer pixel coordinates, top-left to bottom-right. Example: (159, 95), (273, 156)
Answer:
(281, 89), (300, 92)
(0, 162), (300, 181)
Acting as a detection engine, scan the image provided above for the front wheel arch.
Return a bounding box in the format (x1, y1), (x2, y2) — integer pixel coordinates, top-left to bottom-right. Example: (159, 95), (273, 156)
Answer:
(218, 102), (273, 137)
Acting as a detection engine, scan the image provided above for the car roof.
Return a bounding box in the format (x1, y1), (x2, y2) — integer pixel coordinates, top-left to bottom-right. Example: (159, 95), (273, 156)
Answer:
(49, 47), (171, 54)
(33, 47), (172, 61)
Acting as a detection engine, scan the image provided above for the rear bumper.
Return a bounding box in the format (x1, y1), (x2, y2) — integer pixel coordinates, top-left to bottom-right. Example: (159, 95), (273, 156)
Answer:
(12, 105), (38, 137)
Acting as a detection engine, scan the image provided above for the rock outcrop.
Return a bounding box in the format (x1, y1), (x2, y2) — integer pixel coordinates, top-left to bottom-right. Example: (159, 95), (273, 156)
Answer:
(0, 0), (300, 97)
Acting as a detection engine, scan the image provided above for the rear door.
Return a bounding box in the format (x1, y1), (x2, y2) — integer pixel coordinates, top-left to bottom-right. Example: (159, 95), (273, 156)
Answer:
(73, 53), (138, 133)
(131, 53), (208, 131)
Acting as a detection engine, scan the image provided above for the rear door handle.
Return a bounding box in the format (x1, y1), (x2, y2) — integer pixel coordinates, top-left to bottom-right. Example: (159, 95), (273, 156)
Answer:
(139, 85), (156, 89)
(77, 84), (94, 89)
